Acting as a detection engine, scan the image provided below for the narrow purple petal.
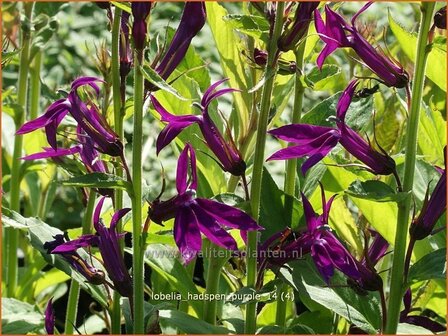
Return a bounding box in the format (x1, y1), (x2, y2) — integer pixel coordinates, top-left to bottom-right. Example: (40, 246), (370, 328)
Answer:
(301, 193), (319, 231)
(110, 208), (131, 230)
(269, 124), (337, 144)
(336, 79), (359, 121)
(176, 145), (190, 194)
(201, 78), (229, 107)
(45, 298), (55, 335)
(21, 146), (81, 161)
(191, 203), (238, 251)
(51, 234), (98, 253)
(195, 198), (262, 231)
(94, 197), (107, 228)
(156, 121), (198, 154)
(174, 207), (202, 264)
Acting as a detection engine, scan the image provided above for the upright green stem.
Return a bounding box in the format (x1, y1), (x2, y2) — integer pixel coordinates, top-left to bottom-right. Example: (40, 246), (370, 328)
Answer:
(111, 8), (124, 334)
(29, 51), (42, 120)
(64, 191), (96, 334)
(385, 3), (435, 333)
(276, 41), (307, 327)
(203, 243), (229, 325)
(132, 55), (145, 334)
(245, 3), (284, 334)
(6, 2), (34, 297)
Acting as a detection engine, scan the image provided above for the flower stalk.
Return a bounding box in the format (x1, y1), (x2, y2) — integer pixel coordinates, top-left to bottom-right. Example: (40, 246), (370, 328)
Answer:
(111, 7), (124, 334)
(7, 2), (34, 298)
(245, 2), (285, 333)
(64, 191), (96, 335)
(385, 2), (435, 333)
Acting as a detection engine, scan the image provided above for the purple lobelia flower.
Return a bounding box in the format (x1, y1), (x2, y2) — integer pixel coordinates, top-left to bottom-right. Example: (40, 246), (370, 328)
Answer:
(335, 79), (397, 176)
(155, 2), (206, 81)
(21, 127), (114, 198)
(51, 198), (132, 297)
(16, 77), (123, 158)
(44, 233), (106, 285)
(278, 2), (320, 51)
(400, 289), (446, 332)
(351, 230), (388, 291)
(44, 298), (55, 335)
(148, 144), (262, 264)
(410, 152), (446, 240)
(152, 79), (247, 176)
(120, 11), (132, 79)
(131, 2), (151, 55)
(268, 79), (396, 176)
(434, 6), (447, 30)
(314, 4), (409, 88)
(300, 186), (361, 283)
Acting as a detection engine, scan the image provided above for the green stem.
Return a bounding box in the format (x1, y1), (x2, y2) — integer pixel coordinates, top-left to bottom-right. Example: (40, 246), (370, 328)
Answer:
(276, 42), (307, 327)
(179, 259), (196, 314)
(203, 242), (228, 325)
(111, 7), (124, 334)
(6, 2), (34, 298)
(64, 191), (96, 334)
(132, 54), (145, 334)
(385, 2), (435, 333)
(245, 3), (285, 334)
(29, 50), (42, 120)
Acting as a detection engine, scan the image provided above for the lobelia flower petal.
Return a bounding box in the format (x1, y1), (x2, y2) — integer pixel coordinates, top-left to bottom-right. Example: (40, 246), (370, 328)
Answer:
(51, 234), (98, 253)
(191, 203), (238, 251)
(16, 99), (69, 135)
(155, 2), (206, 80)
(201, 78), (230, 107)
(174, 206), (202, 264)
(336, 79), (358, 121)
(268, 124), (337, 144)
(176, 143), (197, 193)
(195, 198), (262, 231)
(110, 208), (131, 230)
(21, 146), (82, 161)
(44, 298), (55, 335)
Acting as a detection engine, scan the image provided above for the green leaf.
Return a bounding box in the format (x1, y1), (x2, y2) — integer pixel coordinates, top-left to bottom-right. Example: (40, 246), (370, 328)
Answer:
(61, 172), (133, 194)
(259, 168), (303, 239)
(158, 309), (230, 334)
(397, 323), (433, 334)
(2, 298), (44, 334)
(304, 65), (342, 91)
(110, 1), (131, 13)
(346, 180), (409, 203)
(418, 103), (446, 166)
(142, 244), (204, 316)
(408, 248), (446, 284)
(389, 13), (446, 91)
(224, 14), (270, 42)
(301, 91), (373, 132)
(206, 2), (252, 133)
(140, 65), (188, 100)
(286, 258), (381, 334)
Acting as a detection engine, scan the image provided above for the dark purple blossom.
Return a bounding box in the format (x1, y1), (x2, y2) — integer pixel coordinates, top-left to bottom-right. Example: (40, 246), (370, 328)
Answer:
(44, 298), (55, 335)
(152, 79), (246, 176)
(16, 77), (123, 158)
(300, 187), (361, 283)
(21, 127), (114, 198)
(335, 80), (397, 176)
(314, 4), (409, 88)
(400, 289), (446, 332)
(434, 6), (447, 30)
(155, 2), (206, 81)
(51, 198), (132, 297)
(148, 144), (262, 264)
(120, 11), (132, 79)
(268, 80), (396, 176)
(44, 234), (106, 285)
(353, 230), (388, 291)
(410, 153), (446, 240)
(278, 2), (320, 51)
(131, 3), (151, 53)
